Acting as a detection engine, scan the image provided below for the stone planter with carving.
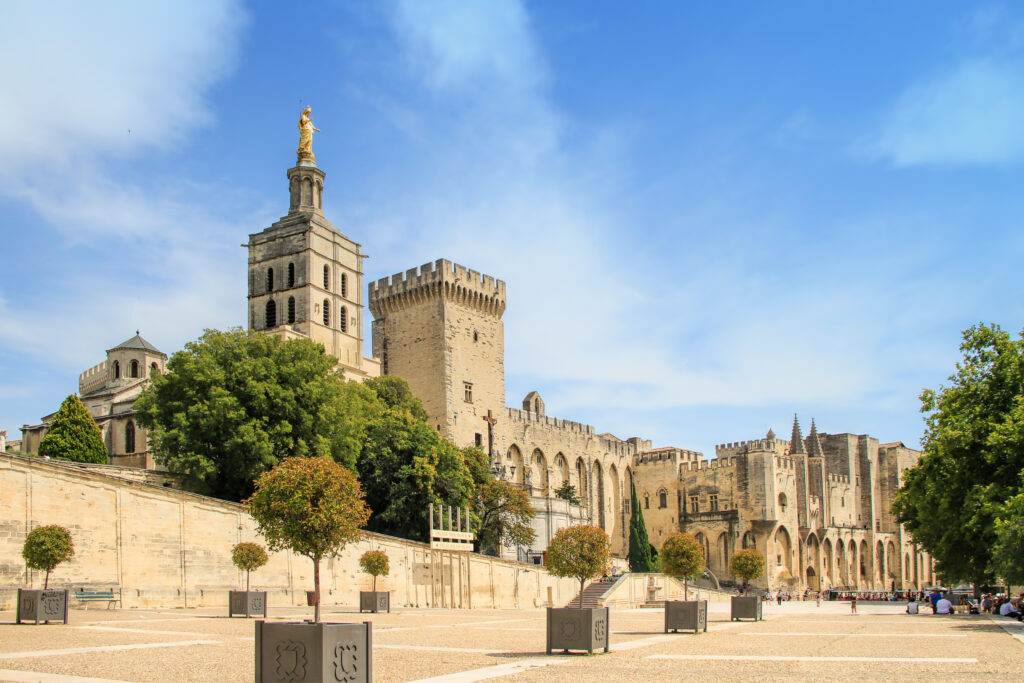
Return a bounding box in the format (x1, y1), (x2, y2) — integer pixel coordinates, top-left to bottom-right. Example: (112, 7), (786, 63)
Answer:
(359, 591), (389, 614)
(664, 599), (707, 634)
(229, 590), (267, 618)
(16, 589), (69, 625)
(730, 595), (762, 621)
(255, 620), (372, 683)
(546, 607), (609, 654)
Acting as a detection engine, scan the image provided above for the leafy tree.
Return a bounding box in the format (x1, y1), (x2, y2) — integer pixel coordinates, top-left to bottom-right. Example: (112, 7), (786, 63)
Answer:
(136, 328), (382, 500)
(246, 457), (369, 623)
(994, 494), (1024, 585)
(660, 533), (704, 600)
(729, 549), (765, 594)
(231, 542), (268, 591)
(545, 525), (611, 607)
(38, 395), (106, 464)
(893, 324), (1024, 594)
(628, 481), (656, 572)
(359, 550), (389, 591)
(357, 410), (477, 542)
(554, 481), (582, 506)
(22, 525), (75, 588)
(475, 479), (536, 555)
(363, 375), (429, 421)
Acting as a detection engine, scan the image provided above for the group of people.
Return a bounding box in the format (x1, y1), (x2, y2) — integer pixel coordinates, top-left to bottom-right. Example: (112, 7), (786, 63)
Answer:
(981, 593), (1024, 621)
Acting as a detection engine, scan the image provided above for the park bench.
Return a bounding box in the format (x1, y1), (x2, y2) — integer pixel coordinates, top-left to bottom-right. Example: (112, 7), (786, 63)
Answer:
(74, 589), (121, 609)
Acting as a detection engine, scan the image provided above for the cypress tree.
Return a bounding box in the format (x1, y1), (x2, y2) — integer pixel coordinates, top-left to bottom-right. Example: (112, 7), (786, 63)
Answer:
(628, 480), (656, 572)
(38, 394), (107, 464)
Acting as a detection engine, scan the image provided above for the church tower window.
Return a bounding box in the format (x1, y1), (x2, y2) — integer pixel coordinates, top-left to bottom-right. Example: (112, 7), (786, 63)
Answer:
(323, 265), (330, 290)
(287, 263), (295, 288)
(340, 273), (347, 298)
(125, 420), (135, 454)
(266, 267), (274, 292)
(112, 360), (120, 379)
(129, 360), (139, 378)
(265, 300), (277, 328)
(323, 299), (330, 326)
(150, 362), (159, 375)
(340, 306), (347, 332)
(287, 297), (296, 324)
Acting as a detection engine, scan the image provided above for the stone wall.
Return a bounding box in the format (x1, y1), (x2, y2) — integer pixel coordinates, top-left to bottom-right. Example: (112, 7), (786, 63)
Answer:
(0, 453), (578, 611)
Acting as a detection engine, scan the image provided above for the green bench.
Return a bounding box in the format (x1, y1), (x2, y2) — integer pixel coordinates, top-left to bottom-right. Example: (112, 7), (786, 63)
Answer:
(74, 589), (121, 609)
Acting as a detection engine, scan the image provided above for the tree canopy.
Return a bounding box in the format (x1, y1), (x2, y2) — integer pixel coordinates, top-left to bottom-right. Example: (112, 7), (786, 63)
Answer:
(359, 549), (389, 591)
(246, 456), (369, 622)
(545, 525), (611, 606)
(38, 395), (107, 464)
(660, 533), (704, 600)
(475, 479), (536, 555)
(729, 549), (765, 594)
(628, 481), (656, 572)
(553, 481), (581, 506)
(23, 525), (75, 589)
(135, 328), (381, 500)
(231, 542), (268, 591)
(362, 375), (429, 421)
(893, 324), (1024, 590)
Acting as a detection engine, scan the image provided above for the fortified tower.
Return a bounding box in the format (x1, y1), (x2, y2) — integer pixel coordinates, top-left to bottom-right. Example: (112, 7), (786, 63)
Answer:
(369, 260), (506, 448)
(246, 116), (379, 380)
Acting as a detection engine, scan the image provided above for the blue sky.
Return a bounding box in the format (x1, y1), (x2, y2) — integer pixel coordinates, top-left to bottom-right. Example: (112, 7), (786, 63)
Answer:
(1, 1), (1022, 457)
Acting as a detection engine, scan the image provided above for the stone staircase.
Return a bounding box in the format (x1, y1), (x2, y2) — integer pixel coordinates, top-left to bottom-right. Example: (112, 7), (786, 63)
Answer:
(566, 577), (616, 608)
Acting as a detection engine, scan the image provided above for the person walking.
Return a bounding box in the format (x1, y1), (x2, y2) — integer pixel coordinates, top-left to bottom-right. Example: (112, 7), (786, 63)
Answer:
(816, 592), (822, 608)
(850, 596), (858, 615)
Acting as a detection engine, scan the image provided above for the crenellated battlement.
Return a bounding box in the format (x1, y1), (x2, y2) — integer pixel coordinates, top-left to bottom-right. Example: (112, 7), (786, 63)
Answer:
(682, 456), (738, 472)
(827, 473), (850, 485)
(715, 437), (788, 457)
(368, 259), (506, 318)
(635, 447), (704, 466)
(505, 407), (595, 435)
(79, 361), (108, 395)
(774, 455), (797, 471)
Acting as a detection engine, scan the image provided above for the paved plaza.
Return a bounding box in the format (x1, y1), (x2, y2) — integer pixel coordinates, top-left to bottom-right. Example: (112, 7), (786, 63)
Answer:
(0, 600), (1020, 681)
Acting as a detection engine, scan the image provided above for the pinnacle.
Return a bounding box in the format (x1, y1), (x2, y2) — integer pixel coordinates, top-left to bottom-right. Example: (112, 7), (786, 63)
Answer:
(807, 418), (824, 458)
(789, 414), (805, 454)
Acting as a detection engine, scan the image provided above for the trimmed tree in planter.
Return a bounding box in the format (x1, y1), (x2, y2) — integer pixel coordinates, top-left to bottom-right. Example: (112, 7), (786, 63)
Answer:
(544, 525), (611, 654)
(229, 542), (268, 618)
(18, 525), (74, 624)
(729, 548), (766, 622)
(247, 457), (374, 682)
(359, 550), (390, 613)
(660, 533), (707, 633)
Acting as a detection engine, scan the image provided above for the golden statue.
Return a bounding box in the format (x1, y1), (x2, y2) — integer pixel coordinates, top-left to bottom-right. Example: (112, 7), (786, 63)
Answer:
(297, 106), (320, 162)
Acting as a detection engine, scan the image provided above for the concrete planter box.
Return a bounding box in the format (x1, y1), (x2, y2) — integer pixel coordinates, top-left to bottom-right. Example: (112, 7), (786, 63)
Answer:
(359, 591), (389, 613)
(664, 600), (708, 634)
(16, 589), (69, 625)
(229, 590), (267, 618)
(546, 607), (610, 654)
(731, 596), (762, 621)
(255, 620), (372, 683)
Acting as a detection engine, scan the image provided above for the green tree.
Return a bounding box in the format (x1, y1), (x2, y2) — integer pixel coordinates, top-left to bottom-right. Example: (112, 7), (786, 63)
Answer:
(363, 375), (429, 421)
(246, 457), (369, 623)
(475, 479), (536, 555)
(231, 542), (268, 591)
(359, 550), (389, 591)
(628, 481), (656, 572)
(893, 324), (1024, 594)
(22, 525), (75, 588)
(660, 533), (704, 600)
(356, 410), (477, 542)
(553, 481), (581, 506)
(135, 328), (382, 500)
(38, 395), (106, 464)
(546, 525), (611, 607)
(729, 549), (765, 594)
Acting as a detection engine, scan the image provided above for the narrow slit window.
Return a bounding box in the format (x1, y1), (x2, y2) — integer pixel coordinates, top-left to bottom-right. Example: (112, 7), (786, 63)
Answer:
(287, 263), (295, 288)
(323, 298), (330, 326)
(287, 297), (296, 324)
(323, 265), (330, 290)
(266, 267), (274, 292)
(129, 360), (139, 378)
(340, 306), (347, 332)
(125, 420), (135, 453)
(340, 273), (347, 298)
(265, 300), (277, 328)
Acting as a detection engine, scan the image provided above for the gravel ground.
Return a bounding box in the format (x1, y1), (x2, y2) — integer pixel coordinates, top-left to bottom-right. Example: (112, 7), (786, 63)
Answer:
(0, 601), (1017, 681)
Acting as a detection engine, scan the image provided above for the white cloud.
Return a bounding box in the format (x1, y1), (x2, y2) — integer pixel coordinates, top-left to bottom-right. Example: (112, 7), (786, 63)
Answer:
(867, 58), (1024, 166)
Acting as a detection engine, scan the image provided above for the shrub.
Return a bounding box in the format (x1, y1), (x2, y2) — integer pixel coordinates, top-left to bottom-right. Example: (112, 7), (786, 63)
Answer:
(22, 525), (75, 588)
(231, 542), (268, 591)
(545, 525), (611, 607)
(359, 550), (389, 591)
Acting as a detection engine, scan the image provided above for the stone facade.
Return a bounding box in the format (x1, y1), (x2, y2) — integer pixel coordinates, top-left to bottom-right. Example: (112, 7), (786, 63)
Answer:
(20, 334), (166, 468)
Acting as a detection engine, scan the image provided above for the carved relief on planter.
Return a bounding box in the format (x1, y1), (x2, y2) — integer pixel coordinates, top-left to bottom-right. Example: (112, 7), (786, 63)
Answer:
(255, 620), (372, 683)
(16, 589), (69, 625)
(546, 607), (610, 654)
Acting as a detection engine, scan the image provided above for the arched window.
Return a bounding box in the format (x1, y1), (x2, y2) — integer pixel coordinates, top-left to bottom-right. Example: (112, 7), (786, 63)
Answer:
(129, 360), (139, 378)
(266, 267), (274, 292)
(339, 306), (347, 332)
(778, 493), (788, 513)
(265, 300), (277, 328)
(644, 495), (650, 509)
(287, 297), (296, 324)
(658, 489), (668, 508)
(322, 298), (330, 326)
(287, 262), (295, 288)
(340, 272), (347, 298)
(125, 420), (135, 454)
(742, 531), (756, 549)
(150, 362), (159, 375)
(323, 265), (330, 290)
(112, 360), (120, 379)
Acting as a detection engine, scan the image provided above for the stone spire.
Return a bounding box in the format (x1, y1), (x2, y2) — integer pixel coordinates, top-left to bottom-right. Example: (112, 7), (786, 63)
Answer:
(807, 418), (824, 458)
(789, 414), (805, 454)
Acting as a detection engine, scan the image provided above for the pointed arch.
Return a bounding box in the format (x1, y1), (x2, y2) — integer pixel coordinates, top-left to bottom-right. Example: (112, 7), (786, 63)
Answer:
(265, 300), (277, 328)
(129, 359), (139, 378)
(592, 460), (605, 530)
(124, 419), (135, 454)
(507, 444), (524, 485)
(287, 297), (296, 324)
(533, 448), (548, 495)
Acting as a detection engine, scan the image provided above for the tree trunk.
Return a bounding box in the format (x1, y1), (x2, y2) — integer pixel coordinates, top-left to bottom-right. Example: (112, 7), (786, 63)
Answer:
(684, 577), (688, 601)
(373, 575), (377, 592)
(313, 558), (321, 623)
(45, 568), (50, 589)
(246, 569), (250, 592)
(743, 578), (748, 595)
(579, 577), (586, 608)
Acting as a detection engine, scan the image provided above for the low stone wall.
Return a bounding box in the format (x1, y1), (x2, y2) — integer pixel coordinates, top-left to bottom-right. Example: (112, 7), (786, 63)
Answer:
(601, 573), (735, 608)
(0, 453), (577, 610)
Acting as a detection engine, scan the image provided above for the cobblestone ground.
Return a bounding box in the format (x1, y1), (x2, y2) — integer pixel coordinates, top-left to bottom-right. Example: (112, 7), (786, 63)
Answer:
(0, 600), (1020, 681)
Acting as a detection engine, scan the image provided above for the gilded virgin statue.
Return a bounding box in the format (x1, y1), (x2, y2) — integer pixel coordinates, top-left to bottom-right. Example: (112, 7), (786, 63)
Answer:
(297, 106), (320, 162)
